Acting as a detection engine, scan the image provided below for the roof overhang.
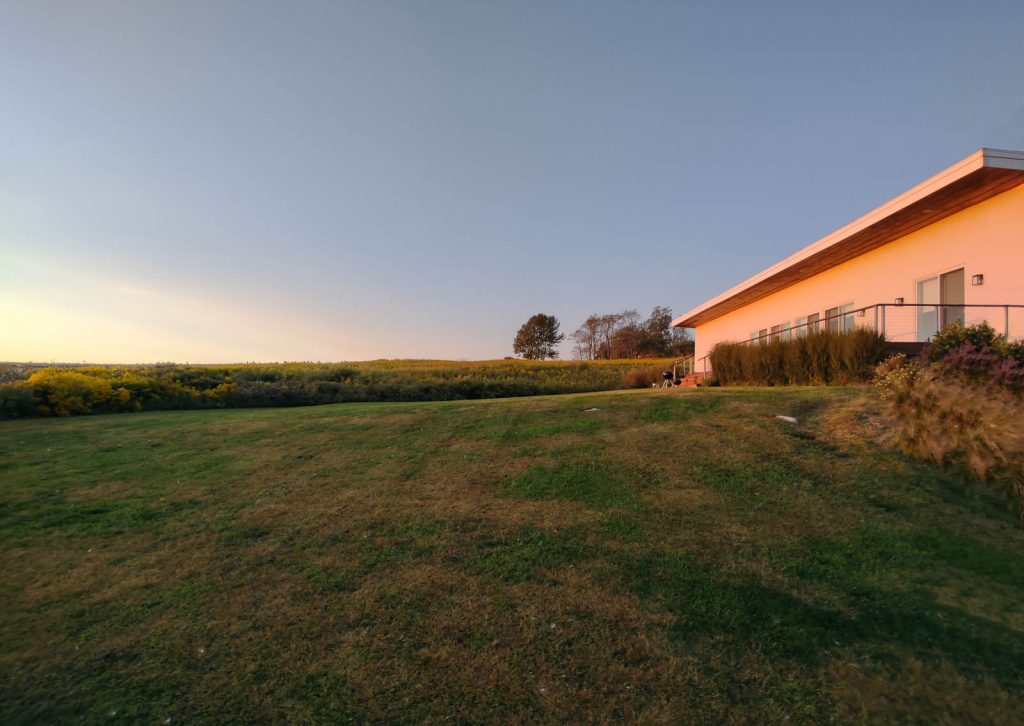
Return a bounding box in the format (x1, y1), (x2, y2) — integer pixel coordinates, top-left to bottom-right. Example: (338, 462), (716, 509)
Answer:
(673, 148), (1024, 328)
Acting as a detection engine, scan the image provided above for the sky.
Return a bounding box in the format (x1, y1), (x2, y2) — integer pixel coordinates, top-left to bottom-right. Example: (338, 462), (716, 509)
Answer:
(3, 0), (1024, 363)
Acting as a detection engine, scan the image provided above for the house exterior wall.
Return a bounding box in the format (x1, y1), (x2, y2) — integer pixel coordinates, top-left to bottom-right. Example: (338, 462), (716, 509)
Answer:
(693, 183), (1024, 366)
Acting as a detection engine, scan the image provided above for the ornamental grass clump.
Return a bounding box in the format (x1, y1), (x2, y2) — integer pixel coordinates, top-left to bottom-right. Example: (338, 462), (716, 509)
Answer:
(875, 352), (1024, 518)
(708, 328), (886, 386)
(620, 364), (669, 388)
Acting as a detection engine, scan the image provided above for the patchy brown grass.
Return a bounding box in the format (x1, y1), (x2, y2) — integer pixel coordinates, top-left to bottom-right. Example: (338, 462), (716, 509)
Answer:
(2, 387), (1024, 722)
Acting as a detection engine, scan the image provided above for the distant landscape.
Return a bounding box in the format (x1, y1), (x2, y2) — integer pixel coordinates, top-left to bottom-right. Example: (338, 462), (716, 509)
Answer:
(0, 359), (678, 417)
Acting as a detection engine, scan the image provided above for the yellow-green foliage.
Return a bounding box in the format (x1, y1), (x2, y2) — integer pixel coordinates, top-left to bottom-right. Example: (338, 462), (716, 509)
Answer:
(1, 358), (675, 417)
(27, 370), (116, 416)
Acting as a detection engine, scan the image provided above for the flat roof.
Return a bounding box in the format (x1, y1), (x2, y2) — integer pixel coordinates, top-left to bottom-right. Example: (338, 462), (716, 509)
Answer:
(673, 148), (1024, 328)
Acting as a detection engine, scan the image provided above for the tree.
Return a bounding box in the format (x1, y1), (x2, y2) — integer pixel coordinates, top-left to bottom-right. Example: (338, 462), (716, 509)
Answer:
(639, 306), (673, 356)
(596, 313), (621, 358)
(669, 326), (695, 356)
(571, 305), (694, 359)
(609, 309), (642, 358)
(571, 313), (624, 359)
(513, 314), (565, 360)
(571, 315), (602, 360)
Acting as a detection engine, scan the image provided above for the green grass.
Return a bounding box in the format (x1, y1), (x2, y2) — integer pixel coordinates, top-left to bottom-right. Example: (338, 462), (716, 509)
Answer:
(2, 387), (1024, 722)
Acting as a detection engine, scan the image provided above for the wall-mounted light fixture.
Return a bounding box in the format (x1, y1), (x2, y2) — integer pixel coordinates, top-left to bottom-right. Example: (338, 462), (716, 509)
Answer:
(894, 297), (904, 305)
(972, 273), (984, 286)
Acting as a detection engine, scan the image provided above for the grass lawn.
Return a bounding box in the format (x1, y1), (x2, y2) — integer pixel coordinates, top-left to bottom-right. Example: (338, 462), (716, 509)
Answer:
(2, 387), (1023, 723)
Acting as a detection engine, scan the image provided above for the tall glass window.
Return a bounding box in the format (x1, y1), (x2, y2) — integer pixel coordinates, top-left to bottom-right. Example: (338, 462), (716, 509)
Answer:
(917, 277), (939, 340)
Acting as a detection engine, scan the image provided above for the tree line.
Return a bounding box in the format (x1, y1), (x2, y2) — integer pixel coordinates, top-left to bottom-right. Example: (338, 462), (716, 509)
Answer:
(513, 306), (693, 360)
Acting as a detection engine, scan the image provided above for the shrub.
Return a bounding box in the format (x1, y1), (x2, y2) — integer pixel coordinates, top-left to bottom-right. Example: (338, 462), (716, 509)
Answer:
(0, 382), (34, 417)
(924, 322), (1024, 390)
(1008, 340), (1024, 366)
(873, 354), (917, 400)
(938, 344), (1024, 390)
(1, 359), (679, 417)
(709, 329), (886, 386)
(26, 369), (115, 416)
(927, 320), (1004, 360)
(874, 355), (1024, 518)
(621, 365), (668, 388)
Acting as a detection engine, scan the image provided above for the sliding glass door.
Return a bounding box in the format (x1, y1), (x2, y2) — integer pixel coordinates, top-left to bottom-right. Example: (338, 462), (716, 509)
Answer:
(917, 268), (964, 341)
(940, 268), (965, 329)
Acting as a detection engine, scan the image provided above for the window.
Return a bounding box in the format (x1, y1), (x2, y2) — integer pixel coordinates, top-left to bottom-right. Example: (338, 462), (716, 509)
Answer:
(758, 328), (768, 343)
(840, 303), (854, 331)
(806, 312), (820, 335)
(825, 306), (839, 332)
(770, 322), (793, 342)
(825, 304), (854, 333)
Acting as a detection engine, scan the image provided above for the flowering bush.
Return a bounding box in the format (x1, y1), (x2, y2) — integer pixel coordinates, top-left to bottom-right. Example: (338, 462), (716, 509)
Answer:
(922, 321), (1024, 391)
(873, 354), (917, 401)
(938, 344), (1024, 389)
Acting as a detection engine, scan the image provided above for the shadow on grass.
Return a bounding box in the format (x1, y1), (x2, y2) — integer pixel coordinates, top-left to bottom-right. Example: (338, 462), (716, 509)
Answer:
(622, 531), (1024, 688)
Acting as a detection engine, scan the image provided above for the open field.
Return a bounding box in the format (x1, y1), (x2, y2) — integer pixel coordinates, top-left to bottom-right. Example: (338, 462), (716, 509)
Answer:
(2, 387), (1023, 722)
(0, 358), (678, 417)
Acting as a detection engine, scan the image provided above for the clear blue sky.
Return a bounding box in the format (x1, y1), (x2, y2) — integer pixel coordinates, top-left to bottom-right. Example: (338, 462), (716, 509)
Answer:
(3, 1), (1023, 362)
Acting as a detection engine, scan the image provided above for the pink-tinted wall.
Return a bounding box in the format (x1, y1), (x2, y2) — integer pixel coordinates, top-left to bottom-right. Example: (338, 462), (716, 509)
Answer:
(694, 183), (1024, 365)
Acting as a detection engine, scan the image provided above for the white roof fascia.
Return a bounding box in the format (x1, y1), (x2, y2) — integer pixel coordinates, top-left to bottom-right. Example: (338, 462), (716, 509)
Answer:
(673, 148), (1024, 328)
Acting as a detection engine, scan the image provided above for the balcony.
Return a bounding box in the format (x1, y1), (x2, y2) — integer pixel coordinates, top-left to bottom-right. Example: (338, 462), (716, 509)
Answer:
(746, 303), (1024, 346)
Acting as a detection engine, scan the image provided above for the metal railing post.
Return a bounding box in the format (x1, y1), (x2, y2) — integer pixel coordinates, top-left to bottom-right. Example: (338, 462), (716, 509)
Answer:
(1006, 306), (1010, 338)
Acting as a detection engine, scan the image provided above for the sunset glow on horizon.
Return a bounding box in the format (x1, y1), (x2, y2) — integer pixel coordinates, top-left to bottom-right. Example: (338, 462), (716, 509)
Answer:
(4, 1), (1024, 363)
